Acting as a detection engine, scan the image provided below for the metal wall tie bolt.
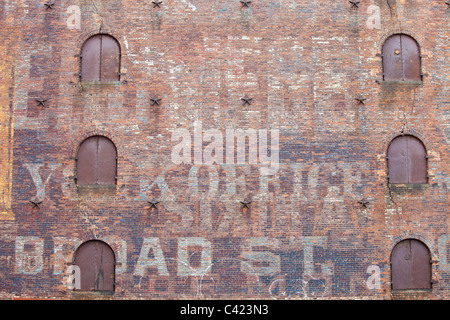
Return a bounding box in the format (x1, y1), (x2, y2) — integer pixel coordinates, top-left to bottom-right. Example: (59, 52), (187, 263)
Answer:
(240, 0), (252, 7)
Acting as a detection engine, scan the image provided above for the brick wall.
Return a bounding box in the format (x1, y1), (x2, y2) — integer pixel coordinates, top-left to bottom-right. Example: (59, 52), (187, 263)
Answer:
(0, 0), (448, 299)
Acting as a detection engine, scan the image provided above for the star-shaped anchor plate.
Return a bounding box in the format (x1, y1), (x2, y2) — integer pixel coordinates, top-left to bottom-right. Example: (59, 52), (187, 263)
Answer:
(349, 1), (360, 8)
(240, 200), (252, 210)
(150, 96), (161, 106)
(241, 95), (252, 106)
(152, 1), (162, 8)
(148, 200), (160, 210)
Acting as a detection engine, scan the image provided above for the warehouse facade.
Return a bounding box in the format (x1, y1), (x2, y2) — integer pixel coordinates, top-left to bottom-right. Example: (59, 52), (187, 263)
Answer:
(0, 0), (448, 299)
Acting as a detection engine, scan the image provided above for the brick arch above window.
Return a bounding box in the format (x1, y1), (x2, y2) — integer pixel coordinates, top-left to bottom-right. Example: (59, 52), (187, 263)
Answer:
(80, 34), (121, 82)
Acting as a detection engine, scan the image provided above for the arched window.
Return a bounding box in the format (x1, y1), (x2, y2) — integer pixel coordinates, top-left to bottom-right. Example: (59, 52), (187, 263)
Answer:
(77, 136), (117, 186)
(387, 135), (427, 184)
(73, 240), (115, 291)
(81, 34), (121, 82)
(382, 34), (421, 81)
(391, 239), (432, 290)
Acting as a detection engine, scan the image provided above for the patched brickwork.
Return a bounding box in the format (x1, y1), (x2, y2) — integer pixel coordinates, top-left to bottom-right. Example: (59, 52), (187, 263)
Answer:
(0, 0), (448, 300)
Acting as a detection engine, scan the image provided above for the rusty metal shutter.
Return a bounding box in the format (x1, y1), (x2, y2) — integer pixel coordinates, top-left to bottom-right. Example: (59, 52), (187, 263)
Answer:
(387, 135), (427, 184)
(391, 239), (432, 290)
(382, 34), (421, 81)
(74, 240), (115, 291)
(81, 34), (120, 82)
(77, 136), (117, 185)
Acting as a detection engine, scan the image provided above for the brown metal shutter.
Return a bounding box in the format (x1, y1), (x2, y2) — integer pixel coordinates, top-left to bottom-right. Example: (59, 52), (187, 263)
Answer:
(97, 136), (117, 185)
(401, 35), (421, 81)
(383, 34), (403, 81)
(77, 136), (117, 185)
(74, 240), (115, 291)
(387, 135), (427, 184)
(387, 135), (408, 184)
(81, 34), (120, 82)
(77, 136), (98, 185)
(81, 35), (102, 82)
(100, 35), (121, 81)
(383, 34), (421, 81)
(407, 136), (427, 183)
(391, 239), (432, 290)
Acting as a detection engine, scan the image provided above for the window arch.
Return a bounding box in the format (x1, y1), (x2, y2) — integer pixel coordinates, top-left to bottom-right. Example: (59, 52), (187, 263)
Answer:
(387, 135), (427, 184)
(391, 239), (432, 290)
(81, 34), (121, 82)
(77, 136), (117, 186)
(382, 34), (421, 81)
(73, 240), (115, 291)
